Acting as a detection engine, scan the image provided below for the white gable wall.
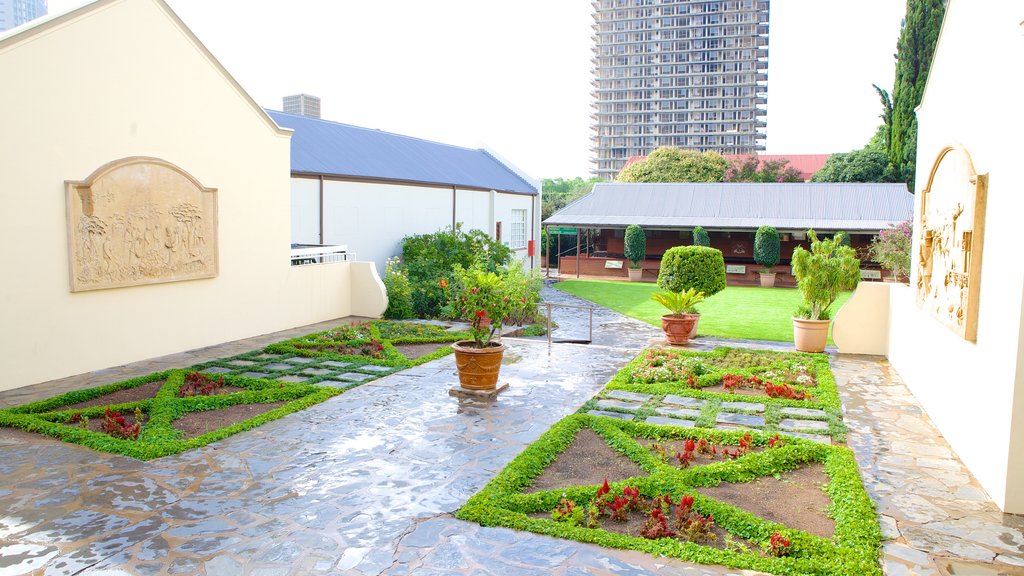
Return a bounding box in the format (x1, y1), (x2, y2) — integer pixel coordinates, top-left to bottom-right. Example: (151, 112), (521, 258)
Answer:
(886, 0), (1024, 512)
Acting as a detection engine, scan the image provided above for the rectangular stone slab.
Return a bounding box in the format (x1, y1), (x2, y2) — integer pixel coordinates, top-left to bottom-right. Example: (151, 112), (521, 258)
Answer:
(655, 406), (701, 419)
(716, 412), (766, 427)
(720, 401), (765, 412)
(595, 399), (643, 411)
(779, 418), (830, 432)
(779, 407), (828, 418)
(586, 410), (634, 421)
(605, 390), (653, 402)
(662, 395), (707, 408)
(644, 416), (696, 428)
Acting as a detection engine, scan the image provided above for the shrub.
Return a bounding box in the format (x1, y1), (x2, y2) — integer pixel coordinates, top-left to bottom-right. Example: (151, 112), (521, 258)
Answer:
(868, 220), (912, 280)
(650, 288), (705, 316)
(400, 224), (511, 317)
(692, 226), (710, 247)
(753, 226), (780, 272)
(657, 246), (726, 298)
(624, 224), (646, 268)
(382, 257), (415, 319)
(502, 259), (543, 325)
(791, 230), (861, 320)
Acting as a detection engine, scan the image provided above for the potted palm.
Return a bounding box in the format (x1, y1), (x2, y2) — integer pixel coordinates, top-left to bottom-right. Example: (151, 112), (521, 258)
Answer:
(790, 230), (861, 352)
(624, 224), (646, 282)
(651, 289), (705, 345)
(754, 225), (780, 288)
(446, 267), (515, 390)
(657, 245), (726, 339)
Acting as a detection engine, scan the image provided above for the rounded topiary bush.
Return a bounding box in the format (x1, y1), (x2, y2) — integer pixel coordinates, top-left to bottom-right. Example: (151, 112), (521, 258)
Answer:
(657, 246), (727, 297)
(624, 224), (646, 267)
(692, 226), (710, 247)
(754, 225), (781, 271)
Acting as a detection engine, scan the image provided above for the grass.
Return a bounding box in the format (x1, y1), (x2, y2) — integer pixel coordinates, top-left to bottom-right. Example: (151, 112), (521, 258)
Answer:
(554, 280), (852, 343)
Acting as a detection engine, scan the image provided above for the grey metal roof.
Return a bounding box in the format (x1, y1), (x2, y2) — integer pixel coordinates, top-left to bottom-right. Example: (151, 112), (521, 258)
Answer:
(543, 182), (913, 232)
(266, 110), (537, 194)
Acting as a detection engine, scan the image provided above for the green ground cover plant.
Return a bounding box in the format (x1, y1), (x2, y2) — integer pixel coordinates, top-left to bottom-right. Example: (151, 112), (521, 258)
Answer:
(457, 348), (879, 575)
(554, 280), (852, 343)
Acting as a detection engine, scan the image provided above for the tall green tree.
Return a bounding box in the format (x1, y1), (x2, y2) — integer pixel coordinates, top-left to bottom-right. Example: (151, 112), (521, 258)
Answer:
(541, 176), (602, 220)
(617, 147), (727, 183)
(882, 0), (945, 191)
(724, 155), (802, 183)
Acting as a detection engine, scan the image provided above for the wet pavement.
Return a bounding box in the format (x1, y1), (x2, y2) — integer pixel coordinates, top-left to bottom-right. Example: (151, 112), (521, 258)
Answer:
(0, 285), (1021, 575)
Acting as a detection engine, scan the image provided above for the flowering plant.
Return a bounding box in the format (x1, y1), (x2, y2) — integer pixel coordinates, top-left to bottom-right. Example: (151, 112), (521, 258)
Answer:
(869, 219), (912, 281)
(445, 266), (516, 348)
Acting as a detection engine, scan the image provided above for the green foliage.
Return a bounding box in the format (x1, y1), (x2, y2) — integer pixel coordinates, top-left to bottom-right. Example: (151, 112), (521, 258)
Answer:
(724, 156), (802, 183)
(658, 246), (726, 298)
(502, 259), (544, 326)
(624, 224), (647, 268)
(651, 289), (705, 316)
(692, 226), (711, 247)
(791, 231), (861, 320)
(869, 220), (912, 279)
(383, 257), (415, 319)
(543, 176), (603, 220)
(617, 147), (727, 183)
(399, 224), (512, 317)
(446, 265), (521, 348)
(811, 148), (894, 183)
(753, 226), (780, 270)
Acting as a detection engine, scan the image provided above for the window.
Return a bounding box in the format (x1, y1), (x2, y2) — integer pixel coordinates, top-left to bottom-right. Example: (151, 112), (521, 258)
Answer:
(510, 209), (527, 249)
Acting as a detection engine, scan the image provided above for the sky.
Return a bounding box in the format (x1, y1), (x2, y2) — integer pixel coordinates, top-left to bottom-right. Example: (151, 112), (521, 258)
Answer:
(48, 0), (908, 180)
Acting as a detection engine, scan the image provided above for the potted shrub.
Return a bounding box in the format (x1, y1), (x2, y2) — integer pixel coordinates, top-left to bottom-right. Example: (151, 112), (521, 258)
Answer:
(657, 246), (726, 338)
(754, 225), (781, 288)
(692, 226), (711, 247)
(790, 230), (861, 352)
(624, 224), (646, 282)
(445, 266), (515, 390)
(651, 289), (705, 345)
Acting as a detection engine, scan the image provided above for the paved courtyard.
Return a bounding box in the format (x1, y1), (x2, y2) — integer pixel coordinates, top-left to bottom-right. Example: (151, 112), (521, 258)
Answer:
(0, 286), (1022, 575)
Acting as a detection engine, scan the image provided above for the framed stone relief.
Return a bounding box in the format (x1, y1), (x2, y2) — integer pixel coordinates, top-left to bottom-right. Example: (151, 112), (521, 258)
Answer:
(916, 146), (987, 341)
(66, 157), (218, 292)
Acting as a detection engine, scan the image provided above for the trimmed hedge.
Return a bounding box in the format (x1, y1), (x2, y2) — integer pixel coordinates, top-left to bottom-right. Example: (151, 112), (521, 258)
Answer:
(624, 224), (646, 267)
(754, 225), (781, 270)
(456, 413), (881, 576)
(657, 246), (727, 297)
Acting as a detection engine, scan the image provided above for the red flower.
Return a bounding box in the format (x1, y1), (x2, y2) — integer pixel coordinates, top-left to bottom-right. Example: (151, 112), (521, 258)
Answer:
(439, 278), (448, 289)
(475, 310), (487, 318)
(471, 287), (478, 294)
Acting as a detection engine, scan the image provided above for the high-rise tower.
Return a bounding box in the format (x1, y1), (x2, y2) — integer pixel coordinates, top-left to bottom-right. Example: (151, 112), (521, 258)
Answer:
(591, 0), (769, 178)
(0, 0), (47, 32)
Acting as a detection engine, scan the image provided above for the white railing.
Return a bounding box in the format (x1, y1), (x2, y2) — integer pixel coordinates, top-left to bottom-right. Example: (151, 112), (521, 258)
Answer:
(290, 244), (355, 266)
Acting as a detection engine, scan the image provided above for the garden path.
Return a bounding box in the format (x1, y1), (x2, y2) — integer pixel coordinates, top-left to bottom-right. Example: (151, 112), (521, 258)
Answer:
(0, 286), (1020, 575)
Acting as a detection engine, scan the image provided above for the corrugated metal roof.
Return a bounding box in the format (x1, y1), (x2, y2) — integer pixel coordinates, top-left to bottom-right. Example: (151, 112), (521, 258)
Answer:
(544, 182), (913, 231)
(266, 110), (537, 194)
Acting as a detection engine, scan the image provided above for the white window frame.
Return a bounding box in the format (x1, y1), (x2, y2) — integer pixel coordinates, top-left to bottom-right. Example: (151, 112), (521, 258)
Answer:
(510, 209), (528, 249)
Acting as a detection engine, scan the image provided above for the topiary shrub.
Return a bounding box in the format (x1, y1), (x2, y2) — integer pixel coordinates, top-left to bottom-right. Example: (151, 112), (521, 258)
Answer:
(623, 224), (646, 269)
(754, 225), (781, 272)
(657, 246), (727, 297)
(692, 226), (710, 247)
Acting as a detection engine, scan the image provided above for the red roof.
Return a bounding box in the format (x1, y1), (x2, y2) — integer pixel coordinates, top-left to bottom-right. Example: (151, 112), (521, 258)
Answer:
(723, 154), (831, 182)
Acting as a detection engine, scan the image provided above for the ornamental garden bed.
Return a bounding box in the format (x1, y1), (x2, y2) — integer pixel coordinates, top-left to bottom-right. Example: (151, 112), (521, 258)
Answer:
(456, 415), (880, 576)
(0, 320), (471, 459)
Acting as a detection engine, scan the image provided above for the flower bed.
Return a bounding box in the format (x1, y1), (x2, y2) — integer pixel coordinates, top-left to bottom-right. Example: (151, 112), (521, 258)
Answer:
(456, 414), (881, 575)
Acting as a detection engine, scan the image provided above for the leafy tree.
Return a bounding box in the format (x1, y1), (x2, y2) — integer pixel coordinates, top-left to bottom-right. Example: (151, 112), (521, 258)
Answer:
(617, 147), (727, 183)
(692, 226), (710, 247)
(725, 156), (802, 183)
(542, 176), (602, 220)
(811, 147), (892, 183)
(876, 0), (945, 190)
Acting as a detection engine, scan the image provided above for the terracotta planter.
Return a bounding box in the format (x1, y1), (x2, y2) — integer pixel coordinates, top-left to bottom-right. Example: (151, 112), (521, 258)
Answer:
(688, 314), (700, 339)
(661, 314), (698, 345)
(627, 267), (643, 282)
(759, 271), (777, 288)
(792, 318), (830, 353)
(452, 340), (506, 390)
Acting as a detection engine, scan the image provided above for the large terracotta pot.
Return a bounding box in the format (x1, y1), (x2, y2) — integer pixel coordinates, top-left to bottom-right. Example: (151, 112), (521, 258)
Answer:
(661, 314), (698, 345)
(627, 267), (643, 282)
(688, 314), (700, 339)
(792, 318), (830, 353)
(452, 340), (506, 390)
(759, 271), (777, 288)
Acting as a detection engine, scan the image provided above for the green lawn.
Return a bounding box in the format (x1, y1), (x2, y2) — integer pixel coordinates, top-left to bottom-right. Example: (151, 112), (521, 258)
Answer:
(554, 279), (851, 343)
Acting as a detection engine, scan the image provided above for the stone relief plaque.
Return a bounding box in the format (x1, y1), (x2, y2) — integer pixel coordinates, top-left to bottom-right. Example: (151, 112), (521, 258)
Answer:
(66, 157), (218, 292)
(916, 147), (987, 341)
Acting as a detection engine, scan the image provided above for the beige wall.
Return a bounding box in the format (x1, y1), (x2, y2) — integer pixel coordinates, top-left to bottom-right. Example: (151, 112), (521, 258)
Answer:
(886, 0), (1024, 512)
(0, 0), (382, 392)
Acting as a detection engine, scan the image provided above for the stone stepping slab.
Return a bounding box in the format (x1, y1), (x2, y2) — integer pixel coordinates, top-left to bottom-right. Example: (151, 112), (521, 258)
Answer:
(226, 360), (258, 367)
(276, 375), (309, 383)
(716, 412), (765, 428)
(200, 367), (232, 375)
(779, 407), (828, 418)
(595, 399), (642, 411)
(239, 372), (270, 379)
(336, 372), (374, 383)
(779, 418), (830, 432)
(359, 365), (394, 374)
(662, 395), (706, 408)
(321, 361), (353, 369)
(315, 380), (352, 389)
(283, 357), (316, 364)
(720, 401), (765, 412)
(654, 406), (701, 419)
(781, 431), (832, 444)
(605, 390), (653, 402)
(253, 353), (282, 360)
(586, 410), (634, 421)
(263, 363), (294, 371)
(301, 368), (334, 376)
(644, 416), (696, 428)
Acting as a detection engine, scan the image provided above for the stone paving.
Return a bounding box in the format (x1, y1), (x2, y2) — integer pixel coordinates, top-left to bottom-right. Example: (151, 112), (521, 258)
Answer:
(0, 284), (1022, 575)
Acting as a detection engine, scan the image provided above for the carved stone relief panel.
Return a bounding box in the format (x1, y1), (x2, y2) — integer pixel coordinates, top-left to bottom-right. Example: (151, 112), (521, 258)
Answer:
(66, 157), (218, 292)
(915, 147), (987, 341)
